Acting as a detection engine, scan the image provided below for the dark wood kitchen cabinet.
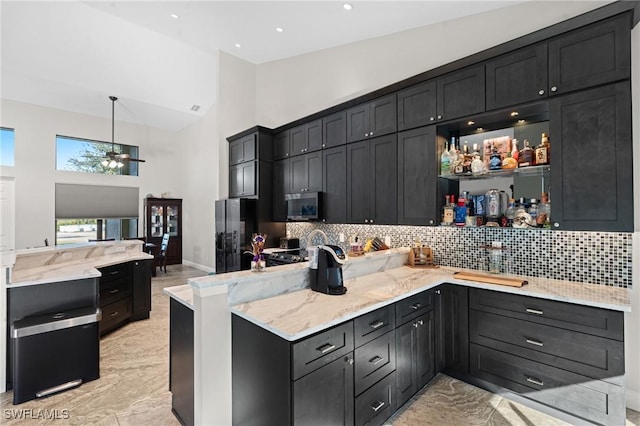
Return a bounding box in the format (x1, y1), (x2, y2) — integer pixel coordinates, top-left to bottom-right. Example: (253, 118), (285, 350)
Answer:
(272, 158), (290, 222)
(347, 134), (397, 225)
(435, 284), (469, 376)
(144, 197), (182, 265)
(228, 127), (273, 209)
(290, 150), (322, 193)
(229, 133), (256, 165)
(549, 82), (633, 231)
(436, 65), (485, 122)
(131, 259), (152, 321)
(290, 119), (323, 156)
(322, 145), (347, 223)
(322, 110), (347, 148)
(273, 130), (290, 160)
(485, 43), (548, 111)
(397, 80), (437, 131)
(347, 94), (397, 143)
(548, 13), (631, 96)
(169, 299), (194, 426)
(395, 309), (435, 409)
(229, 161), (256, 198)
(397, 126), (438, 226)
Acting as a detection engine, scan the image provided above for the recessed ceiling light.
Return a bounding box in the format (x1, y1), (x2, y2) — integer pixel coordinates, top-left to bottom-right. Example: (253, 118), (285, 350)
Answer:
(275, 27), (284, 33)
(235, 43), (241, 48)
(170, 13), (179, 19)
(343, 3), (353, 10)
(510, 111), (519, 117)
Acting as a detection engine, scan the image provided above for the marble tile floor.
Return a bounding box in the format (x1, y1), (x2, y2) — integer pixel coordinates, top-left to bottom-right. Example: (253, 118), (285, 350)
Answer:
(1, 264), (639, 426)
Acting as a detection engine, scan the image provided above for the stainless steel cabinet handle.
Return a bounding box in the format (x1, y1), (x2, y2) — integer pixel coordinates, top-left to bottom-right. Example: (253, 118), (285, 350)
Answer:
(538, 89), (545, 95)
(526, 376), (544, 386)
(437, 115), (443, 120)
(371, 401), (385, 412)
(435, 289), (441, 295)
(370, 320), (385, 329)
(109, 289), (119, 294)
(370, 131), (374, 136)
(364, 219), (369, 223)
(370, 219), (374, 223)
(110, 311), (119, 317)
(411, 303), (422, 310)
(285, 153), (289, 156)
(525, 308), (543, 315)
(417, 320), (424, 326)
(526, 338), (544, 347)
(429, 220), (434, 225)
(365, 132), (369, 137)
(369, 355), (383, 365)
(550, 86), (558, 92)
(413, 322), (419, 328)
(347, 357), (354, 365)
(322, 144), (326, 148)
(110, 271), (119, 275)
(317, 343), (336, 354)
(430, 117), (435, 121)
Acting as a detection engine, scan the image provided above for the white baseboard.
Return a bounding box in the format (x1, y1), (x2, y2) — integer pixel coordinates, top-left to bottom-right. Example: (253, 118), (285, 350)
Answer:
(627, 388), (640, 412)
(182, 260), (215, 273)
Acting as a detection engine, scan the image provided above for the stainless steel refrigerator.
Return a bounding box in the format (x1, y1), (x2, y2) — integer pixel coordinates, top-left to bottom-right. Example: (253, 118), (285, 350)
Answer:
(215, 199), (285, 273)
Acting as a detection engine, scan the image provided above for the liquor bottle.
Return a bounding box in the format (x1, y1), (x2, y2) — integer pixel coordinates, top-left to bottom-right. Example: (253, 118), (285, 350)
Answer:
(466, 193), (475, 216)
(501, 151), (518, 169)
(505, 198), (516, 227)
(535, 133), (550, 165)
(448, 137), (457, 159)
(518, 139), (535, 167)
(462, 144), (472, 174)
(537, 192), (551, 228)
(511, 139), (519, 161)
(454, 196), (467, 226)
(442, 195), (455, 226)
(528, 198), (538, 224)
(488, 147), (502, 171)
(471, 153), (485, 174)
(440, 140), (451, 175)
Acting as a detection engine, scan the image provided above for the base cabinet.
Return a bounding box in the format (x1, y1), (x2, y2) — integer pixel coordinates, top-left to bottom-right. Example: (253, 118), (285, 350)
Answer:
(435, 284), (469, 376)
(169, 299), (194, 426)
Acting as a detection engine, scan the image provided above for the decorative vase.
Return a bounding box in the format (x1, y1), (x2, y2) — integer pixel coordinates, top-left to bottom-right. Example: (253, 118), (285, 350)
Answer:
(251, 260), (266, 272)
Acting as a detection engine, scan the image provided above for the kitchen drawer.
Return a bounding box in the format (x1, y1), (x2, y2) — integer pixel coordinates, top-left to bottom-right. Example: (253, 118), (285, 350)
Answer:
(396, 290), (434, 326)
(99, 262), (132, 285)
(355, 372), (395, 426)
(100, 297), (132, 336)
(470, 309), (624, 384)
(292, 321), (354, 380)
(355, 330), (396, 396)
(354, 305), (396, 348)
(469, 288), (624, 341)
(99, 278), (131, 307)
(470, 344), (625, 426)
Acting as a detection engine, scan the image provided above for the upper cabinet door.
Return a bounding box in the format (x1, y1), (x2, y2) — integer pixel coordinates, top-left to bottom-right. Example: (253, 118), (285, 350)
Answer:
(436, 65), (485, 121)
(306, 119), (323, 153)
(229, 133), (256, 165)
(290, 125), (307, 157)
(397, 81), (437, 131)
(322, 111), (347, 149)
(550, 82), (632, 232)
(370, 94), (397, 138)
(273, 130), (290, 160)
(485, 44), (548, 111)
(322, 146), (347, 224)
(548, 14), (631, 96)
(346, 104), (369, 143)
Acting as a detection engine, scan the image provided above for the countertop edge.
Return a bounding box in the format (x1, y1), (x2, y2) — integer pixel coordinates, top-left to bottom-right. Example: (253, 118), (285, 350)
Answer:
(164, 285), (194, 310)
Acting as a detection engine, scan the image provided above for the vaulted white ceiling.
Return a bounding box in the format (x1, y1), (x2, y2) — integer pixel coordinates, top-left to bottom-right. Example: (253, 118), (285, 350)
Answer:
(1, 1), (528, 131)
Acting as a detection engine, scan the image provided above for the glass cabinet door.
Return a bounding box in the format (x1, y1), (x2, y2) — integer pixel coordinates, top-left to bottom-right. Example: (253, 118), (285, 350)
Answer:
(150, 205), (164, 237)
(166, 204), (179, 237)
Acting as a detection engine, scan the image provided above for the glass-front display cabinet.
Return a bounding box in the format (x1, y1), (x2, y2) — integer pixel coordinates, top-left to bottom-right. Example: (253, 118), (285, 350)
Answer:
(144, 197), (182, 265)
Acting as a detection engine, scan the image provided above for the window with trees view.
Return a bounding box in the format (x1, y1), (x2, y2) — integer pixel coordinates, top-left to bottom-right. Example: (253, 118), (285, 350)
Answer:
(1, 128), (15, 166)
(56, 135), (140, 176)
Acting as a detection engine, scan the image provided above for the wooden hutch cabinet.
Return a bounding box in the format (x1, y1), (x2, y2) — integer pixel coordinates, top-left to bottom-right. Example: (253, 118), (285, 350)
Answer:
(144, 197), (182, 265)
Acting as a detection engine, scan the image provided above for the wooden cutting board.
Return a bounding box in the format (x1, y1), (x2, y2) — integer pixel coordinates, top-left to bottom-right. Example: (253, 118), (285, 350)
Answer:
(453, 271), (527, 287)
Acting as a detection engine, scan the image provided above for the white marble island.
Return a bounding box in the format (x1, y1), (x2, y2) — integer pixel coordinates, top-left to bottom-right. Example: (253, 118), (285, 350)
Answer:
(169, 248), (631, 425)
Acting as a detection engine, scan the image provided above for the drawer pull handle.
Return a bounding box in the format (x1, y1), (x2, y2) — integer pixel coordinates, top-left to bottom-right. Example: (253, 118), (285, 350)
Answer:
(525, 308), (543, 315)
(526, 338), (544, 347)
(371, 401), (385, 412)
(110, 271), (119, 275)
(370, 320), (385, 329)
(317, 343), (336, 354)
(369, 355), (383, 365)
(109, 289), (119, 294)
(110, 311), (119, 317)
(410, 303), (422, 310)
(417, 320), (424, 326)
(526, 376), (544, 387)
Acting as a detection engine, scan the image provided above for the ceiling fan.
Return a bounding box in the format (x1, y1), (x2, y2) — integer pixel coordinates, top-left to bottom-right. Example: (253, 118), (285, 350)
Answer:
(101, 96), (146, 168)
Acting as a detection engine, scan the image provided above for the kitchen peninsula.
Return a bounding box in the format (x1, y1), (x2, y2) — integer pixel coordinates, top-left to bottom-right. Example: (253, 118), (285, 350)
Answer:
(166, 248), (630, 425)
(1, 240), (153, 396)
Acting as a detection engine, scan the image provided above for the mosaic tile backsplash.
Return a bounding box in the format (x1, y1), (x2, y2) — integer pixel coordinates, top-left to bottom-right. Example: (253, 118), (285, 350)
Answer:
(286, 223), (633, 288)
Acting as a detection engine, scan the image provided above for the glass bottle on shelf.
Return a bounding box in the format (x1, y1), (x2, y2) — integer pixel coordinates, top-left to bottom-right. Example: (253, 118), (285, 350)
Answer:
(448, 137), (457, 159)
(471, 153), (485, 175)
(535, 133), (550, 165)
(455, 196), (467, 226)
(501, 151), (518, 169)
(537, 192), (551, 228)
(518, 139), (535, 167)
(462, 144), (472, 174)
(505, 198), (516, 227)
(488, 146), (502, 171)
(511, 139), (519, 161)
(528, 198), (539, 224)
(442, 195), (455, 226)
(440, 140), (451, 175)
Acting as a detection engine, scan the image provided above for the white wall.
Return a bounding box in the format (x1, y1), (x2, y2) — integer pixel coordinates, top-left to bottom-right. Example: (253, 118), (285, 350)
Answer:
(0, 99), (183, 249)
(256, 1), (609, 127)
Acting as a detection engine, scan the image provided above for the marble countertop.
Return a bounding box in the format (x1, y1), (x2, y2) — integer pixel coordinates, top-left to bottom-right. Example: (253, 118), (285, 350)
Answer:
(164, 285), (193, 309)
(231, 266), (631, 342)
(9, 241), (154, 287)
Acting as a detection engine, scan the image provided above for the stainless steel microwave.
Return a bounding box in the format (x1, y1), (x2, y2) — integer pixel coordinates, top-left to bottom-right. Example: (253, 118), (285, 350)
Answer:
(285, 192), (322, 221)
